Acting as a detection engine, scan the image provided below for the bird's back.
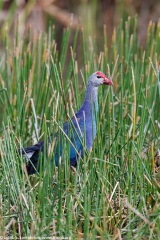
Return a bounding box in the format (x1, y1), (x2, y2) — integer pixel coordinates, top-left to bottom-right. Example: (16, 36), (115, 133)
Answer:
(20, 113), (89, 174)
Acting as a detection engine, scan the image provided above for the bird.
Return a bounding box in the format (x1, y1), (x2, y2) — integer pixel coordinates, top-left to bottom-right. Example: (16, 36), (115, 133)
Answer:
(19, 71), (113, 174)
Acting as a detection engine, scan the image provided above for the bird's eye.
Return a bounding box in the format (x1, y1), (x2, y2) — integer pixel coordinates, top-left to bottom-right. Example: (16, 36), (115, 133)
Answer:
(97, 76), (101, 79)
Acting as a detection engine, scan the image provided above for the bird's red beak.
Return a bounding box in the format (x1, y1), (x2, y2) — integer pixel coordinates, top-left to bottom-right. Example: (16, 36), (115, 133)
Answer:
(103, 77), (114, 86)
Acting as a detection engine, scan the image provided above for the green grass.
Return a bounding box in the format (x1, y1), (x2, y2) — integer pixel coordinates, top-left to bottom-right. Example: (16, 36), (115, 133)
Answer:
(0, 17), (160, 239)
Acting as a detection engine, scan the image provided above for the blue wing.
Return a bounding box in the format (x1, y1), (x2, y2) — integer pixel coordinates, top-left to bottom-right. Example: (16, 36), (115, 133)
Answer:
(20, 115), (85, 174)
(54, 115), (84, 166)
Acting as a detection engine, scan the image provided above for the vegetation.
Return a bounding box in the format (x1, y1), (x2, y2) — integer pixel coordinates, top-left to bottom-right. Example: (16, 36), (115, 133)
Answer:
(0, 17), (160, 239)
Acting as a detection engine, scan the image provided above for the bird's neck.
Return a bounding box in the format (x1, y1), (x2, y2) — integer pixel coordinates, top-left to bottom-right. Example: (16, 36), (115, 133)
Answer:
(81, 84), (98, 115)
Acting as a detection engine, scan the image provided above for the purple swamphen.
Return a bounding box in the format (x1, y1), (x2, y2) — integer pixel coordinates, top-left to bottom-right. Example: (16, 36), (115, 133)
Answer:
(19, 71), (113, 174)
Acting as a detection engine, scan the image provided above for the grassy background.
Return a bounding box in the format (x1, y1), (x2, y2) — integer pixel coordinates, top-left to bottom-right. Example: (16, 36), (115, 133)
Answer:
(0, 16), (160, 239)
